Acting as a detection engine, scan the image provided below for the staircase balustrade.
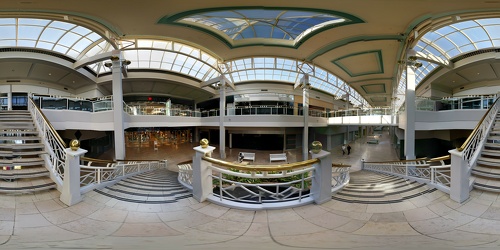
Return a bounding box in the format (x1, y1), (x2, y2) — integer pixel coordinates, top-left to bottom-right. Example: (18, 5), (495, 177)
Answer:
(363, 157), (451, 194)
(28, 97), (66, 188)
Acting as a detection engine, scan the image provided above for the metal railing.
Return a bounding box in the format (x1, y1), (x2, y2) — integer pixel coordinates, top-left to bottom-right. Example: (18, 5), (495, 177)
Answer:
(202, 157), (319, 204)
(79, 159), (166, 193)
(363, 156), (451, 194)
(457, 97), (500, 168)
(28, 97), (67, 188)
(177, 160), (193, 191)
(332, 163), (351, 193)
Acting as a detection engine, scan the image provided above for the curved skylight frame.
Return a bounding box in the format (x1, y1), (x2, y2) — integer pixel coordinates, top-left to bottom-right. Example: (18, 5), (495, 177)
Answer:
(159, 7), (363, 48)
(225, 57), (367, 107)
(413, 18), (500, 85)
(90, 39), (221, 81)
(0, 17), (113, 61)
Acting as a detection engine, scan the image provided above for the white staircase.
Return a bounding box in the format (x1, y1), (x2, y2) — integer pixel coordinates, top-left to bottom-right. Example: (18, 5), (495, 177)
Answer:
(0, 110), (56, 193)
(472, 112), (500, 192)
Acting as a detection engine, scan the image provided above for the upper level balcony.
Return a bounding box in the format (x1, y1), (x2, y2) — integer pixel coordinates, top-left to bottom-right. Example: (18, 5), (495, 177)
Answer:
(26, 94), (495, 131)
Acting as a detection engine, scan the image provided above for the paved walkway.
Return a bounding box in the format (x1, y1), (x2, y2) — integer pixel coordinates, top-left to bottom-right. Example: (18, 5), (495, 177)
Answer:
(2, 132), (500, 249)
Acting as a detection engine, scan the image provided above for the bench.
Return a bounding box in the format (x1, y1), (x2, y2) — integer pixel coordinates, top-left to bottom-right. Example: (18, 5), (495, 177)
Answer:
(239, 152), (255, 162)
(367, 139), (379, 144)
(270, 153), (287, 163)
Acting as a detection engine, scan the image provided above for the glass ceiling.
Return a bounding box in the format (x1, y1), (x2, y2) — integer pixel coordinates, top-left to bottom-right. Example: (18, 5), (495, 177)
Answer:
(394, 17), (500, 111)
(414, 18), (500, 85)
(0, 17), (366, 106)
(0, 18), (112, 61)
(89, 39), (220, 81)
(179, 9), (346, 42)
(226, 57), (366, 107)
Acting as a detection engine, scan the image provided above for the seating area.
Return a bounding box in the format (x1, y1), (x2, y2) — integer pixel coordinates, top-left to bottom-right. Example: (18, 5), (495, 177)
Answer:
(269, 153), (287, 162)
(239, 152), (255, 162)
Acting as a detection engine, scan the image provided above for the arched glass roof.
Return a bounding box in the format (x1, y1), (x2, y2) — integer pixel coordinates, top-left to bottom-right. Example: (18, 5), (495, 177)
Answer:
(90, 39), (220, 81)
(413, 18), (500, 85)
(0, 17), (367, 106)
(180, 9), (345, 41)
(226, 57), (367, 107)
(0, 17), (112, 60)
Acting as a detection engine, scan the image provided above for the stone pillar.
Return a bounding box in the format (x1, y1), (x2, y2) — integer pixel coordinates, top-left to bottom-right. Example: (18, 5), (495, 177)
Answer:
(219, 80), (226, 159)
(111, 52), (126, 160)
(404, 64), (416, 160)
(192, 144), (216, 202)
(60, 148), (87, 206)
(449, 149), (470, 203)
(310, 148), (332, 204)
(229, 133), (232, 149)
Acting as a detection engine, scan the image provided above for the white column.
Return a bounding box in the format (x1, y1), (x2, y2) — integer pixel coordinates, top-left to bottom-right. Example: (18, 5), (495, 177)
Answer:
(303, 85), (309, 161)
(192, 145), (216, 202)
(219, 80), (226, 159)
(448, 149), (470, 203)
(310, 149), (333, 204)
(60, 148), (87, 206)
(229, 133), (232, 149)
(111, 53), (126, 160)
(404, 64), (416, 160)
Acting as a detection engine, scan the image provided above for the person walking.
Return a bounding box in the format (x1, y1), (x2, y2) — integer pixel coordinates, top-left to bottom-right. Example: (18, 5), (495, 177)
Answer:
(347, 144), (352, 155)
(342, 144), (346, 155)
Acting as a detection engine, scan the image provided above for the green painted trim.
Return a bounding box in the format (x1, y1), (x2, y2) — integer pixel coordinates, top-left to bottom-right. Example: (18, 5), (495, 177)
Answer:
(308, 35), (401, 61)
(158, 6), (364, 49)
(332, 50), (384, 77)
(361, 83), (386, 94)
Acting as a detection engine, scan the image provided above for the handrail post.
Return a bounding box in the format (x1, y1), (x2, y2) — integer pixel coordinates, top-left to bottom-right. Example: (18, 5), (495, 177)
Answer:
(310, 149), (332, 204)
(192, 144), (216, 202)
(60, 147), (87, 206)
(449, 149), (470, 203)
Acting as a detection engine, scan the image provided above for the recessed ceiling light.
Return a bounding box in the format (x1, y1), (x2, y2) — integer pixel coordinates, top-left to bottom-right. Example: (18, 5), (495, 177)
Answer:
(48, 73), (52, 76)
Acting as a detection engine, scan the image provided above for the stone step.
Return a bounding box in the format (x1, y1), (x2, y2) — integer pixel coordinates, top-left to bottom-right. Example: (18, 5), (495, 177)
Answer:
(0, 176), (56, 194)
(481, 149), (500, 157)
(0, 143), (44, 149)
(0, 166), (50, 179)
(0, 157), (44, 166)
(473, 178), (500, 193)
(91, 168), (192, 204)
(332, 170), (439, 204)
(0, 136), (41, 140)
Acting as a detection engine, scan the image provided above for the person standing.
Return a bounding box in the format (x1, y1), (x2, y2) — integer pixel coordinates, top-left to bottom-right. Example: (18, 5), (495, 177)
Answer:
(347, 144), (352, 155)
(342, 144), (346, 155)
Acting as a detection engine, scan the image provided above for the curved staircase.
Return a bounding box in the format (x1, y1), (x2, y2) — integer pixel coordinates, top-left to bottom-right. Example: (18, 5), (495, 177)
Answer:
(472, 114), (500, 192)
(0, 110), (56, 193)
(332, 171), (437, 204)
(93, 168), (192, 204)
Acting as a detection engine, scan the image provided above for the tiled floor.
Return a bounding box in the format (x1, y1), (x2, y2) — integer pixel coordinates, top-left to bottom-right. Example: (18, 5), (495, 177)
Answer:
(2, 131), (500, 249)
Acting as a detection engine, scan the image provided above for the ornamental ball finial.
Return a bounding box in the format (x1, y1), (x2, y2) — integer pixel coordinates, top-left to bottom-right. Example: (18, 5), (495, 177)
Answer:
(70, 139), (80, 151)
(311, 141), (322, 154)
(200, 138), (209, 148)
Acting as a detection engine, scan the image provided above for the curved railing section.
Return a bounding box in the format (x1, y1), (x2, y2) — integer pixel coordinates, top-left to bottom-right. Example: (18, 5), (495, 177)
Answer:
(28, 97), (67, 189)
(363, 156), (451, 194)
(79, 158), (166, 193)
(177, 160), (193, 191)
(457, 97), (500, 168)
(203, 156), (318, 204)
(332, 163), (351, 193)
